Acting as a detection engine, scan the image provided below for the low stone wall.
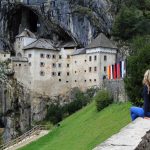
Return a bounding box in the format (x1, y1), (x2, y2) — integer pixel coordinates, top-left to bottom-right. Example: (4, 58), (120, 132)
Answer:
(103, 79), (128, 102)
(135, 130), (150, 150)
(93, 118), (150, 150)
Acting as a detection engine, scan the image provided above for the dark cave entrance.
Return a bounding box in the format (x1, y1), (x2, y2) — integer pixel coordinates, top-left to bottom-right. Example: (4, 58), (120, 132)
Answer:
(8, 5), (39, 42)
(29, 10), (38, 33)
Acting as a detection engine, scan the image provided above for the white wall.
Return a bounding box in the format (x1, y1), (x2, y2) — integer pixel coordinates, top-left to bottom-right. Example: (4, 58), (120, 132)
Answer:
(13, 42), (117, 96)
(0, 53), (10, 62)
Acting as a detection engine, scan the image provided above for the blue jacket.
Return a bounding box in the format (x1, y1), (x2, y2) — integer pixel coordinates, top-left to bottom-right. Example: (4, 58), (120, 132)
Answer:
(143, 85), (150, 117)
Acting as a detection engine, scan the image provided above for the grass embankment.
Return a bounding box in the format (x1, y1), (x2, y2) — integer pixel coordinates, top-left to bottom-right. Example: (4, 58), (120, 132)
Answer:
(21, 102), (131, 150)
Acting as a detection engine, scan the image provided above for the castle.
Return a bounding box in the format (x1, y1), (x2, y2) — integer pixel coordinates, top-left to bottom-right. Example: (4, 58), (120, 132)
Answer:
(1, 29), (117, 96)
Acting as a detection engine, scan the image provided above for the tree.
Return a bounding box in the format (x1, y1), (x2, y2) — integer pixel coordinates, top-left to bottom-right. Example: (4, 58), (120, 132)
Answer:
(113, 6), (142, 40)
(124, 35), (150, 105)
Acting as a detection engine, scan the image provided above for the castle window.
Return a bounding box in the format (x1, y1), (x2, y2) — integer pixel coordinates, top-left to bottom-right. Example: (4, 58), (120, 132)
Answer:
(67, 64), (70, 68)
(58, 63), (62, 68)
(89, 67), (92, 72)
(52, 55), (56, 59)
(52, 72), (56, 76)
(59, 79), (61, 82)
(29, 62), (31, 66)
(89, 79), (92, 82)
(104, 55), (107, 61)
(16, 64), (17, 66)
(4, 54), (6, 57)
(75, 71), (77, 73)
(94, 67), (97, 72)
(47, 54), (51, 59)
(59, 55), (62, 59)
(75, 61), (77, 64)
(40, 71), (45, 76)
(104, 66), (106, 72)
(94, 55), (97, 61)
(40, 62), (45, 67)
(58, 72), (61, 76)
(89, 56), (92, 61)
(85, 80), (86, 82)
(85, 70), (86, 72)
(66, 81), (69, 83)
(75, 80), (77, 82)
(28, 54), (32, 58)
(40, 54), (45, 58)
(67, 55), (70, 59)
(17, 53), (22, 57)
(19, 64), (21, 67)
(85, 60), (87, 62)
(67, 72), (70, 76)
(94, 79), (97, 82)
(52, 63), (56, 68)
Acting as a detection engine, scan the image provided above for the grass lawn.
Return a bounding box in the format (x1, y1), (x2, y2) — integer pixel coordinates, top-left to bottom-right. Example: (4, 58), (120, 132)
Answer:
(20, 102), (131, 150)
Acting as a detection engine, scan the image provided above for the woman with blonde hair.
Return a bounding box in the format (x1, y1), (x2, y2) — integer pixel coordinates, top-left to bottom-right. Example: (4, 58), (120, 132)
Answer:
(130, 69), (150, 121)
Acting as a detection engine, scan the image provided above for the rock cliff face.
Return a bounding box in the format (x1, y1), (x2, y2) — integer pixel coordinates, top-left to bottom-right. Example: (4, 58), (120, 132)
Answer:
(0, 0), (112, 47)
(0, 61), (31, 142)
(0, 61), (84, 142)
(0, 0), (113, 142)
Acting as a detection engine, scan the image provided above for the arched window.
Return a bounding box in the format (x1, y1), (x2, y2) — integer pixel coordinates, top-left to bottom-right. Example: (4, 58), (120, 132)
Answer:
(17, 53), (22, 57)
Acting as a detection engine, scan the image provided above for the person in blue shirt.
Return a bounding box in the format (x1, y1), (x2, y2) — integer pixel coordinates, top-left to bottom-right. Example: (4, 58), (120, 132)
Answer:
(130, 69), (150, 121)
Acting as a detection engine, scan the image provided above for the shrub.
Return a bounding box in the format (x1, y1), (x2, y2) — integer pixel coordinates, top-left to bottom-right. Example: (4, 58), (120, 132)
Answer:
(65, 99), (83, 115)
(46, 104), (63, 124)
(95, 90), (113, 111)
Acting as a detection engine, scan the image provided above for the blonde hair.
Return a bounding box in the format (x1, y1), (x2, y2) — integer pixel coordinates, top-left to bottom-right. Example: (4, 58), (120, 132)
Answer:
(143, 69), (150, 93)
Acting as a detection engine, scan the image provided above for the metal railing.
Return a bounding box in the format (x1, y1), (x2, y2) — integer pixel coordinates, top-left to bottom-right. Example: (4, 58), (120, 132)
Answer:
(0, 125), (48, 150)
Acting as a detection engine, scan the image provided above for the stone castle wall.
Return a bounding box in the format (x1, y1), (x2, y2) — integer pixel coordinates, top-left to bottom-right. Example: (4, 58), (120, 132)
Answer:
(103, 79), (128, 102)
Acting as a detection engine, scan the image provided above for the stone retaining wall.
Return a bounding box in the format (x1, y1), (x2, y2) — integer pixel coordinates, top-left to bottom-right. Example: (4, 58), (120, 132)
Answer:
(93, 118), (150, 150)
(135, 130), (150, 150)
(103, 79), (128, 102)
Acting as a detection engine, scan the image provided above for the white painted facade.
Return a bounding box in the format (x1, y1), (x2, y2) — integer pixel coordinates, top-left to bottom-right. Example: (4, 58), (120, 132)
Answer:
(0, 52), (10, 62)
(12, 31), (117, 96)
(14, 37), (36, 57)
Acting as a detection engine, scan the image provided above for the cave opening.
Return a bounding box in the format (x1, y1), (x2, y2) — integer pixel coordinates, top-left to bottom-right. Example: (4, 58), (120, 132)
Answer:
(8, 6), (39, 42)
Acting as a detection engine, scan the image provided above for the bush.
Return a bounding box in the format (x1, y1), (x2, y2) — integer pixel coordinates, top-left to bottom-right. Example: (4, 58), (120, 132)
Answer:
(95, 90), (113, 111)
(65, 99), (83, 115)
(46, 104), (63, 124)
(64, 88), (96, 115)
(45, 88), (97, 124)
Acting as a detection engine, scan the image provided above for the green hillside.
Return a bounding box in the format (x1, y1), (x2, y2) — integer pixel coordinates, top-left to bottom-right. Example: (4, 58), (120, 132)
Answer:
(21, 102), (131, 150)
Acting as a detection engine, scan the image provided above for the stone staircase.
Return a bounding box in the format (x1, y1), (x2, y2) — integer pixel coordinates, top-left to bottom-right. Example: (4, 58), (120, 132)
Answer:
(0, 125), (49, 150)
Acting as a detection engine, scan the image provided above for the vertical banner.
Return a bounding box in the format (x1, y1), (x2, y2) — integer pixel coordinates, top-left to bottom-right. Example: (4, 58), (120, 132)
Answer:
(114, 64), (117, 80)
(121, 61), (125, 78)
(120, 61), (122, 78)
(117, 63), (120, 79)
(109, 65), (111, 79)
(110, 65), (113, 79)
(107, 66), (110, 79)
(112, 65), (114, 79)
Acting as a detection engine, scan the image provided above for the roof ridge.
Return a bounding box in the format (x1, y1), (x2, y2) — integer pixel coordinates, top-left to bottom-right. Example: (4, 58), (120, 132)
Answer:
(87, 33), (117, 49)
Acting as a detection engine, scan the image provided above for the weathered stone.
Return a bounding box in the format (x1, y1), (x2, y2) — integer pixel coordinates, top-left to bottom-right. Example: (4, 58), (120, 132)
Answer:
(93, 118), (150, 150)
(135, 130), (150, 150)
(0, 0), (112, 47)
(103, 79), (128, 102)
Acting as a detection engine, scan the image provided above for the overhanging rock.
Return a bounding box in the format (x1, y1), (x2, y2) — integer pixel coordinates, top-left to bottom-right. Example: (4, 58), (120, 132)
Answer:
(93, 118), (150, 150)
